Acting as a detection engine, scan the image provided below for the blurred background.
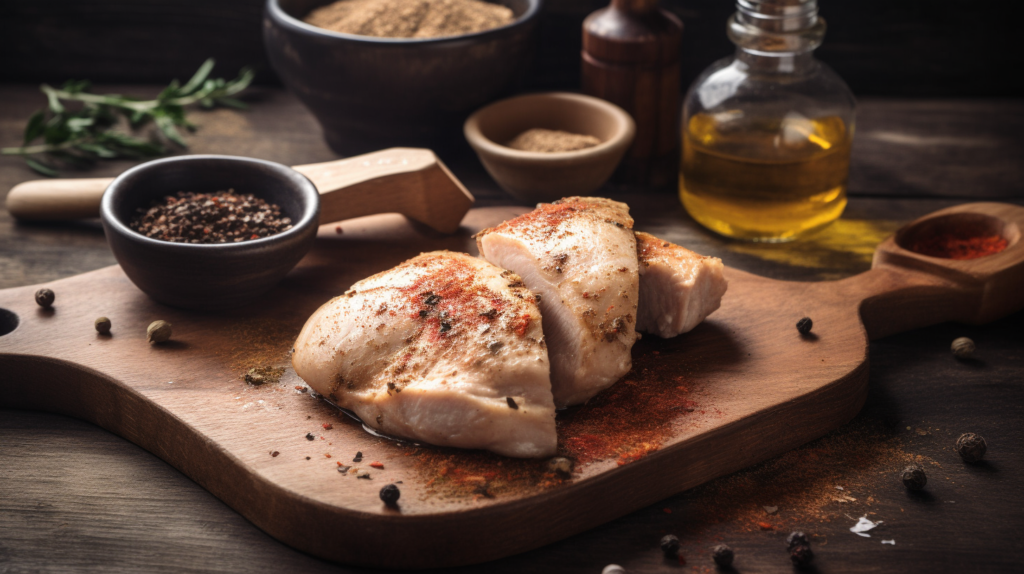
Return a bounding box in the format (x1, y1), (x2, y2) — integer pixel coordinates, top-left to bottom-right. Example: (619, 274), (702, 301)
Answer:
(2, 0), (1022, 97)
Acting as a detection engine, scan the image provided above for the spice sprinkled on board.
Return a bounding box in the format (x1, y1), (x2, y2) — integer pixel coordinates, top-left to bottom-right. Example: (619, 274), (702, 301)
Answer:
(244, 366), (285, 385)
(711, 544), (734, 567)
(380, 483), (401, 506)
(796, 317), (813, 335)
(901, 464), (927, 490)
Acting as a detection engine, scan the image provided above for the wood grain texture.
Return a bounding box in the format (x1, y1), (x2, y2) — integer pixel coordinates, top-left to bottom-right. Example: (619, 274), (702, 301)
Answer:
(2, 87), (1024, 573)
(1, 202), (1021, 568)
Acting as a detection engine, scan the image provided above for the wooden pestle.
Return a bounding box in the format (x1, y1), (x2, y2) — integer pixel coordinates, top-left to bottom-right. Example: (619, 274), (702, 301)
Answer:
(582, 0), (683, 187)
(5, 148), (474, 234)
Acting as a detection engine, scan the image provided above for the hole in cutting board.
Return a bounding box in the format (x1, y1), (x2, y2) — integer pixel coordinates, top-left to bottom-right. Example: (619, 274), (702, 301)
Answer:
(0, 308), (19, 336)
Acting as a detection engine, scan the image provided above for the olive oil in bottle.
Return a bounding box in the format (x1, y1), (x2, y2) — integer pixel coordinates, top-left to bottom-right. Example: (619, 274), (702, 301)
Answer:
(680, 112), (852, 241)
(679, 0), (855, 242)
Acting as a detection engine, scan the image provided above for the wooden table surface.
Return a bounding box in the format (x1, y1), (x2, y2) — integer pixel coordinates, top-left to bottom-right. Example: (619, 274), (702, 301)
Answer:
(1, 85), (1022, 573)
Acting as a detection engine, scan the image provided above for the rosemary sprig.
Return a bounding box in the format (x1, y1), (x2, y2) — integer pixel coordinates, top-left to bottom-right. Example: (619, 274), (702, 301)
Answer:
(2, 59), (254, 177)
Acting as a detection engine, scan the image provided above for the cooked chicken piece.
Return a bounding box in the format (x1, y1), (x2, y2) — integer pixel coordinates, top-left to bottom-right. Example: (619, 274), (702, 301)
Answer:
(292, 251), (556, 458)
(635, 232), (728, 338)
(476, 197), (639, 408)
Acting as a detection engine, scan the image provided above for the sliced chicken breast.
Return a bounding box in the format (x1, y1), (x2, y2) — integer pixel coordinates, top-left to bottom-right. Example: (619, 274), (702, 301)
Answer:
(292, 251), (556, 458)
(476, 197), (639, 407)
(635, 232), (728, 338)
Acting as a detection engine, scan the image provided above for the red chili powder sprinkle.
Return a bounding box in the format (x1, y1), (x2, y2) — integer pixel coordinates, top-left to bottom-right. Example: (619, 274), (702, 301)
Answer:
(758, 522), (773, 531)
(325, 453), (331, 458)
(322, 423), (333, 430)
(910, 233), (1008, 260)
(370, 461), (384, 469)
(412, 337), (709, 500)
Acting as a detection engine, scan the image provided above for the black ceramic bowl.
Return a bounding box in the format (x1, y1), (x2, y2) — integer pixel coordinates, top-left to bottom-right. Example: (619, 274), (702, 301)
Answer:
(263, 0), (542, 155)
(100, 155), (320, 311)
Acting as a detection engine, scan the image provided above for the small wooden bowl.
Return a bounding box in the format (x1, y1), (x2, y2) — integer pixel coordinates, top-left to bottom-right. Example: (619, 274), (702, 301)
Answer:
(464, 92), (635, 203)
(100, 155), (320, 311)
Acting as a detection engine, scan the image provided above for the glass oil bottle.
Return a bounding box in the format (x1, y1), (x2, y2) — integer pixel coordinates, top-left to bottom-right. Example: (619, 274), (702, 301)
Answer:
(680, 0), (855, 242)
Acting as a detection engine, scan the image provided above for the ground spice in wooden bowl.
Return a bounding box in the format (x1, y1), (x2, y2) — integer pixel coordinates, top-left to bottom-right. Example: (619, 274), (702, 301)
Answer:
(507, 128), (603, 153)
(304, 0), (515, 39)
(130, 190), (293, 244)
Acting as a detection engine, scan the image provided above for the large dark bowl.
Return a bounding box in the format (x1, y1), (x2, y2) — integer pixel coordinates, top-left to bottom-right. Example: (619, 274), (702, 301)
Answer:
(263, 0), (542, 155)
(100, 155), (320, 311)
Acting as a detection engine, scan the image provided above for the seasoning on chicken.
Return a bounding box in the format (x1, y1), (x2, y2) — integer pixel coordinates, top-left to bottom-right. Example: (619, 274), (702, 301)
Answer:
(292, 251), (556, 458)
(476, 197), (639, 407)
(635, 232), (728, 338)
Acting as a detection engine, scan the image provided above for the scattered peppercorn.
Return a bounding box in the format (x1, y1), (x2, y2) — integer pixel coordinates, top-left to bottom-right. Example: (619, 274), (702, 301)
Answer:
(956, 432), (987, 463)
(357, 471), (371, 479)
(146, 320), (172, 344)
(546, 457), (574, 475)
(94, 316), (111, 335)
(951, 337), (975, 359)
(711, 544), (734, 567)
(602, 565), (626, 574)
(901, 464), (927, 490)
(506, 396), (519, 409)
(786, 531), (808, 550)
(380, 483), (401, 506)
(337, 465), (351, 473)
(796, 317), (813, 335)
(305, 433), (315, 441)
(130, 189), (293, 244)
(790, 544), (814, 567)
(660, 534), (680, 557)
(35, 288), (54, 308)
(270, 451), (280, 457)
(353, 451), (363, 462)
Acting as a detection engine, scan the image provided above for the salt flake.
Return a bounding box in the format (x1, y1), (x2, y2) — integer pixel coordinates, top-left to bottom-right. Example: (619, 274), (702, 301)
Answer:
(882, 540), (895, 545)
(850, 516), (882, 538)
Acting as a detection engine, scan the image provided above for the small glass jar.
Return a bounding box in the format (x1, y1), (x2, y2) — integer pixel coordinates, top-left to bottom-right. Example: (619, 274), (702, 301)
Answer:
(679, 0), (855, 242)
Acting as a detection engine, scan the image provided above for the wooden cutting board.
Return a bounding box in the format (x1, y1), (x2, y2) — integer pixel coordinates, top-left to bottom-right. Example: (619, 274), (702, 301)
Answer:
(1, 202), (1021, 569)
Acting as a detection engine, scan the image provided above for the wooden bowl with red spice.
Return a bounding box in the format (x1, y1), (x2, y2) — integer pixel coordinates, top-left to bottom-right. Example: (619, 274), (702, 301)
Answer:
(100, 155), (320, 311)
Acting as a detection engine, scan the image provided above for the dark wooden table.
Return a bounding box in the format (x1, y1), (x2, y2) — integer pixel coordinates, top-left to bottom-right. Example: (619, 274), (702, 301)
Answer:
(1, 85), (1022, 573)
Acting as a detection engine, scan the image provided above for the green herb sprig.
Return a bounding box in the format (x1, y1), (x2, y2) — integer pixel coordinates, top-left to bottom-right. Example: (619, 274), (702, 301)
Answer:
(2, 59), (254, 177)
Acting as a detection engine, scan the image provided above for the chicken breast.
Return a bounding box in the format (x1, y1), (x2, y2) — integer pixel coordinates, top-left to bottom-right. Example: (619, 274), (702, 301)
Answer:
(476, 197), (639, 407)
(635, 232), (728, 338)
(292, 251), (556, 458)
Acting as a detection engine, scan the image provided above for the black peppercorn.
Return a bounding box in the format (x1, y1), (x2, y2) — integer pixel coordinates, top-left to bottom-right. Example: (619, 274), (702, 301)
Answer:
(659, 534), (680, 557)
(796, 317), (813, 335)
(380, 483), (401, 506)
(35, 288), (55, 308)
(353, 451), (363, 462)
(305, 433), (315, 441)
(506, 397), (519, 409)
(956, 433), (987, 463)
(785, 531), (808, 550)
(790, 544), (814, 567)
(711, 544), (734, 567)
(901, 465), (927, 490)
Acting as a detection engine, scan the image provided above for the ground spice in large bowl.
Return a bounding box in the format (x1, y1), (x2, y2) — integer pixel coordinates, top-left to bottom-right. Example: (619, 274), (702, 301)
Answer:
(304, 0), (515, 39)
(130, 190), (293, 244)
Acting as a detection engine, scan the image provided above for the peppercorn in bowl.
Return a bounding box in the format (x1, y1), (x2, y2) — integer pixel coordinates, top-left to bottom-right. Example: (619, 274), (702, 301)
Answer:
(100, 155), (320, 311)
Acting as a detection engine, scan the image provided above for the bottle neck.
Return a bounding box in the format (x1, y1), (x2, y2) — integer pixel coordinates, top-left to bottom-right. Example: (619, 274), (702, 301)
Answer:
(735, 48), (817, 74)
(727, 0), (826, 71)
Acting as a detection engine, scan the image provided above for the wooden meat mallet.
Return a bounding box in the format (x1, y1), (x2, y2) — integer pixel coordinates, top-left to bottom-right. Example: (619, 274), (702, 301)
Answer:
(4, 148), (474, 234)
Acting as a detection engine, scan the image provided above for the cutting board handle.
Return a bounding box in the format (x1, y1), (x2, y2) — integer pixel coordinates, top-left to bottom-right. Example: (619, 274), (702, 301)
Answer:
(5, 148), (474, 234)
(842, 202), (1024, 340)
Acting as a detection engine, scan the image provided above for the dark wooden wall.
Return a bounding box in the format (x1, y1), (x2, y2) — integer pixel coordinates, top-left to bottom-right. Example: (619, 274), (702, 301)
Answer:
(1, 0), (1021, 97)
